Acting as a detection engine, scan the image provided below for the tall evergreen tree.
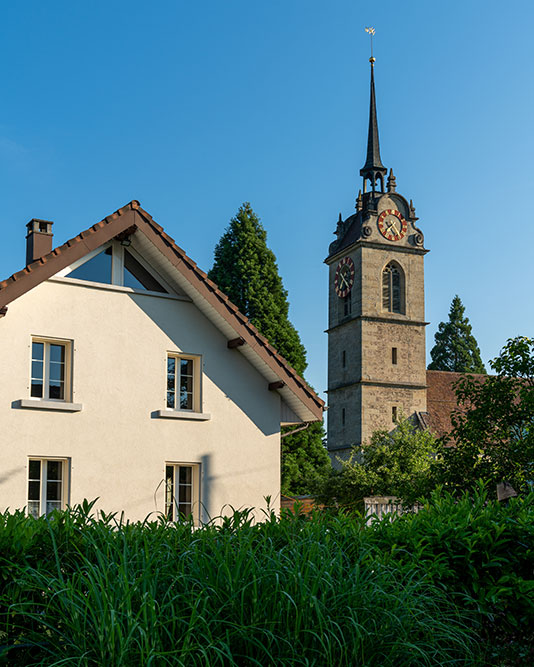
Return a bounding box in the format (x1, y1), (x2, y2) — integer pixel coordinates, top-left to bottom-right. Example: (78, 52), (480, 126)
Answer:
(209, 203), (330, 494)
(209, 202), (306, 374)
(428, 295), (486, 373)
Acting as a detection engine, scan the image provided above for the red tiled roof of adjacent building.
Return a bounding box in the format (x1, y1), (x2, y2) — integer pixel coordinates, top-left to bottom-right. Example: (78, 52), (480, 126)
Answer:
(425, 369), (487, 439)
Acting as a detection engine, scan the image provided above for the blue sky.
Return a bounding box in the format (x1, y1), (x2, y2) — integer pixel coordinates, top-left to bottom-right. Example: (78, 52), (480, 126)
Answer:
(0, 1), (532, 399)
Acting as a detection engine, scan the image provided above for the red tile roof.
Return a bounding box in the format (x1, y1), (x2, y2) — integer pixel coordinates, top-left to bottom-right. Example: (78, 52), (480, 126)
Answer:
(425, 370), (487, 439)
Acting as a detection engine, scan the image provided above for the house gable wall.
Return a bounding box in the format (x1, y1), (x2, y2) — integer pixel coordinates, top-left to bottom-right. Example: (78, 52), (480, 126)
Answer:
(0, 279), (281, 521)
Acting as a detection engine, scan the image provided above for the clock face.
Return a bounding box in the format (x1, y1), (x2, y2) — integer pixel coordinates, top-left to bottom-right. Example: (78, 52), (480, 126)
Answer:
(334, 257), (355, 298)
(377, 209), (407, 241)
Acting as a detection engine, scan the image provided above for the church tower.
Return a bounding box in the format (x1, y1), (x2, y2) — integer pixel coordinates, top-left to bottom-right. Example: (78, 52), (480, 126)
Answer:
(325, 55), (428, 460)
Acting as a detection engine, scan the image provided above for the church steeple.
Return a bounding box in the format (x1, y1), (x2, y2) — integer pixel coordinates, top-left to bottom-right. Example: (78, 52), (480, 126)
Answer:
(360, 57), (387, 194)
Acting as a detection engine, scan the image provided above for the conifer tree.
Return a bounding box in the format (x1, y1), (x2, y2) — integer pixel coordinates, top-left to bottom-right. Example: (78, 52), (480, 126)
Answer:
(428, 295), (486, 373)
(209, 203), (330, 494)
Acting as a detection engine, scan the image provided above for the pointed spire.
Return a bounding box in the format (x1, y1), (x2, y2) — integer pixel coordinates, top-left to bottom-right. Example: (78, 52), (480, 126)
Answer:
(387, 168), (396, 192)
(356, 190), (363, 212)
(360, 58), (387, 193)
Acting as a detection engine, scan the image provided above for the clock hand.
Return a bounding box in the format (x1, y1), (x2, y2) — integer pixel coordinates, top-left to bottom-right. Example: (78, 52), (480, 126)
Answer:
(385, 218), (399, 236)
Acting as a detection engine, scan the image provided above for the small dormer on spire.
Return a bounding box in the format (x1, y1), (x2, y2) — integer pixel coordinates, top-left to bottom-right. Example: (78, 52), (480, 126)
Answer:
(359, 45), (387, 195)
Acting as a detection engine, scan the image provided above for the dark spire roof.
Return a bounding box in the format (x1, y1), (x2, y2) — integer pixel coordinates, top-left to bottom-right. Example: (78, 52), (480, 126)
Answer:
(360, 59), (387, 181)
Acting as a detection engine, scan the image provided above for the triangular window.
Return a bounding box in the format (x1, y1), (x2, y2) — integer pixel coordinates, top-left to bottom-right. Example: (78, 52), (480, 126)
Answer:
(66, 247), (112, 284)
(64, 243), (168, 293)
(123, 249), (166, 293)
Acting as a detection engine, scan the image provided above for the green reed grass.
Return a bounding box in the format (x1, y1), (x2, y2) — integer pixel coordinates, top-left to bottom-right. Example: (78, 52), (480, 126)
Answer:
(0, 501), (479, 666)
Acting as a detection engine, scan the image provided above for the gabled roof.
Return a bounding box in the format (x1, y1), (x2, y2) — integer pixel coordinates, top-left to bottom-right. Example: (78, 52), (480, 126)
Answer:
(0, 201), (324, 423)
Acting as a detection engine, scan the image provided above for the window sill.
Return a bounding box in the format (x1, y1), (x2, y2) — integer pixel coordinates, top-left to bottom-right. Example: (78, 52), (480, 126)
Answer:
(14, 399), (83, 412)
(155, 409), (211, 421)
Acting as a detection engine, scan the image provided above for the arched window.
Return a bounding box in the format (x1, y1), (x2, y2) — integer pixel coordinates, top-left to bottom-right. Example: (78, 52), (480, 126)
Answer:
(382, 262), (403, 314)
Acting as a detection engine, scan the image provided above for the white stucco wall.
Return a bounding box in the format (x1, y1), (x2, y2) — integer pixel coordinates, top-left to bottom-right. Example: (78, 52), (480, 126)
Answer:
(0, 278), (281, 522)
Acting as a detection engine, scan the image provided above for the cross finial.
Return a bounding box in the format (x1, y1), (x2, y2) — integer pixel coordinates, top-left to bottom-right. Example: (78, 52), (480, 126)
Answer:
(365, 26), (375, 62)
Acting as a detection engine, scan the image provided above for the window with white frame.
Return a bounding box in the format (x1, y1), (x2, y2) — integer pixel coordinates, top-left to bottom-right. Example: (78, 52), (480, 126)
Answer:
(27, 458), (68, 517)
(166, 354), (200, 411)
(31, 339), (71, 401)
(165, 464), (200, 522)
(64, 241), (168, 293)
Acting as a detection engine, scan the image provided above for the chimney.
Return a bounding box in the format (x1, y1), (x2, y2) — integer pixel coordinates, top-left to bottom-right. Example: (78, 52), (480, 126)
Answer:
(26, 219), (54, 265)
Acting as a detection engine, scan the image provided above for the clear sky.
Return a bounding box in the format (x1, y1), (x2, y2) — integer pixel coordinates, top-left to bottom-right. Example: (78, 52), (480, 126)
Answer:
(0, 1), (532, 401)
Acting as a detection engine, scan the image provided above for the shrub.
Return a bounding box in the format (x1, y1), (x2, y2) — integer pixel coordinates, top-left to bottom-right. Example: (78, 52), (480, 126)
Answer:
(366, 484), (534, 663)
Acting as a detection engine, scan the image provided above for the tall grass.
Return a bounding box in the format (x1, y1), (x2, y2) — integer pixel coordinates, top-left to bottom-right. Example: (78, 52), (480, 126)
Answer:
(0, 501), (479, 666)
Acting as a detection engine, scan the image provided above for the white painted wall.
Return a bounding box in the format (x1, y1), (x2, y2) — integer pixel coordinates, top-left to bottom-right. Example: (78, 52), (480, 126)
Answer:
(0, 278), (281, 522)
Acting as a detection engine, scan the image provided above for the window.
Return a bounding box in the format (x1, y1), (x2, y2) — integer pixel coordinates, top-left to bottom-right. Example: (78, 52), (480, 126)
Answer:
(342, 407), (346, 427)
(382, 262), (404, 314)
(27, 458), (68, 517)
(342, 350), (346, 369)
(64, 242), (168, 293)
(392, 347), (398, 365)
(165, 464), (200, 522)
(392, 406), (398, 422)
(31, 339), (71, 400)
(167, 354), (200, 412)
(67, 246), (113, 284)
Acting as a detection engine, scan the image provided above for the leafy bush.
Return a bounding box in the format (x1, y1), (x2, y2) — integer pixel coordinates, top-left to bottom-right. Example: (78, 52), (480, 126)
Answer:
(366, 484), (534, 663)
(318, 416), (440, 510)
(0, 503), (477, 666)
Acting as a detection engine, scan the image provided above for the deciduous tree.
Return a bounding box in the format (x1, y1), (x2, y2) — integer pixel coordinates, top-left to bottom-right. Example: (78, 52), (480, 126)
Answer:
(441, 336), (534, 494)
(318, 416), (439, 510)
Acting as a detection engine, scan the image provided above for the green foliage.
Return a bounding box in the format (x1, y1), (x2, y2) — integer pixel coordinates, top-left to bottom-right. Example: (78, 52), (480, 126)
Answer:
(441, 336), (534, 494)
(367, 485), (534, 664)
(209, 202), (330, 493)
(428, 295), (486, 373)
(281, 421), (331, 495)
(0, 503), (478, 666)
(208, 202), (306, 375)
(318, 416), (440, 509)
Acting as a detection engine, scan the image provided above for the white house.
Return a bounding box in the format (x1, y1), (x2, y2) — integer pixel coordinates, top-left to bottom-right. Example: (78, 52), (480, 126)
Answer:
(0, 201), (323, 522)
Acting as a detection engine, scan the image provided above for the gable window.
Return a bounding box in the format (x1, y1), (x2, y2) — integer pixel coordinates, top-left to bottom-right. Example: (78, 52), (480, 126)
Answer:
(382, 262), (404, 314)
(31, 339), (71, 401)
(67, 246), (112, 284)
(64, 242), (168, 293)
(167, 354), (200, 412)
(27, 458), (68, 517)
(165, 463), (200, 523)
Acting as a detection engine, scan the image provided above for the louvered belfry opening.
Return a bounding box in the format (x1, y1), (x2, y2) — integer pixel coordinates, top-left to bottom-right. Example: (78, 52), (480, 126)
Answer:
(382, 262), (403, 314)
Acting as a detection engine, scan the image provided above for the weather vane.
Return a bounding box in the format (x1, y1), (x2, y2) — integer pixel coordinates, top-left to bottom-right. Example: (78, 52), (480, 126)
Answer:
(365, 26), (375, 62)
